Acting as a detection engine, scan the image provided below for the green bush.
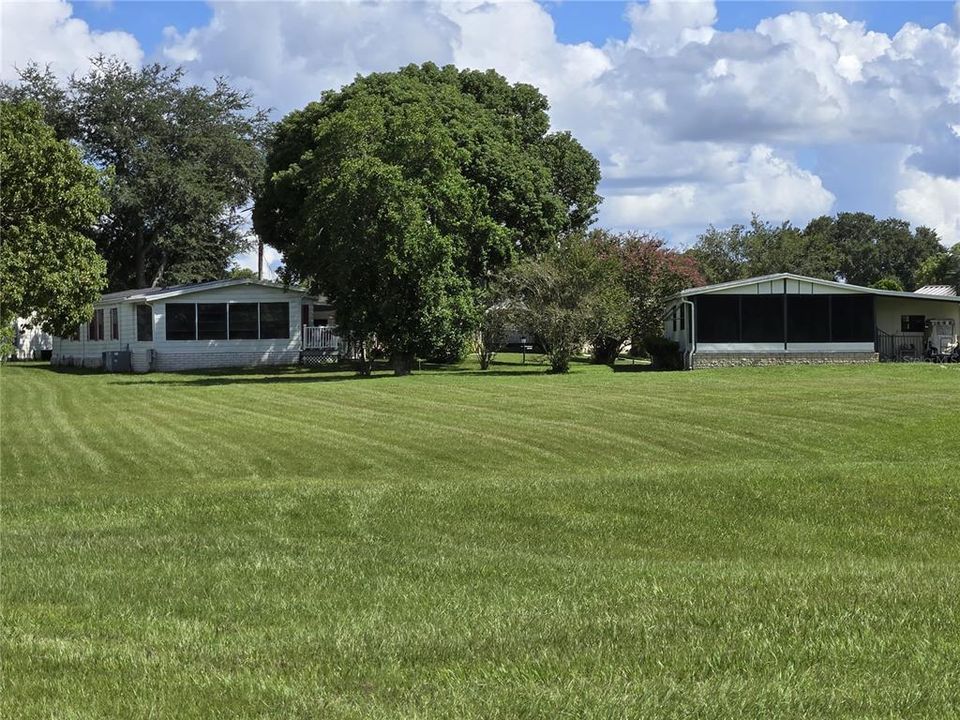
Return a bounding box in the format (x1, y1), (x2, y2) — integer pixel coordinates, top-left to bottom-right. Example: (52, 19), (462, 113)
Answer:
(644, 336), (682, 370)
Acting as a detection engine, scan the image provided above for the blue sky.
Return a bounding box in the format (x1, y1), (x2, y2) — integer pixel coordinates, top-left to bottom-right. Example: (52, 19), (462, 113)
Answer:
(72, 1), (957, 56)
(4, 0), (958, 260)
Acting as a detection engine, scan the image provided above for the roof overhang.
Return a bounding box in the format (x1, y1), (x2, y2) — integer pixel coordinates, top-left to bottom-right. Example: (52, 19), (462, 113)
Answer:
(98, 279), (309, 305)
(665, 273), (960, 304)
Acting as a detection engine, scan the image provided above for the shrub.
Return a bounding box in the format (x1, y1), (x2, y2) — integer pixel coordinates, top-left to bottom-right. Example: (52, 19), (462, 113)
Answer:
(644, 337), (682, 370)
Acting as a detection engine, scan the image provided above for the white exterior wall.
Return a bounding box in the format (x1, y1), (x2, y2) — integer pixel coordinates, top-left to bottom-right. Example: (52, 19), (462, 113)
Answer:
(51, 302), (134, 369)
(875, 296), (960, 337)
(10, 315), (53, 360)
(52, 284), (310, 372)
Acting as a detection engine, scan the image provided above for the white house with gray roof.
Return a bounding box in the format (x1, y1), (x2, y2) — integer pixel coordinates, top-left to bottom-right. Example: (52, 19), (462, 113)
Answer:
(51, 279), (336, 372)
(663, 273), (960, 369)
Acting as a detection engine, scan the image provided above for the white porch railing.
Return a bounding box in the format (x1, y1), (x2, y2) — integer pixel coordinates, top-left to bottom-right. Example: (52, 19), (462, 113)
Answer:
(302, 325), (340, 351)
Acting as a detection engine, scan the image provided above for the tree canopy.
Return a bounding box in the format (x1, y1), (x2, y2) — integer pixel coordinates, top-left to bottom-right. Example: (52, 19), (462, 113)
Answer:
(587, 230), (705, 364)
(0, 101), (107, 339)
(254, 62), (602, 372)
(500, 236), (628, 374)
(688, 213), (943, 290)
(915, 244), (960, 293)
(3, 57), (269, 290)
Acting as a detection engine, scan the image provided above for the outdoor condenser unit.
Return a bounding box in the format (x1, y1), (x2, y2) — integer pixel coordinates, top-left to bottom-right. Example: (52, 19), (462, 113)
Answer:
(102, 350), (132, 372)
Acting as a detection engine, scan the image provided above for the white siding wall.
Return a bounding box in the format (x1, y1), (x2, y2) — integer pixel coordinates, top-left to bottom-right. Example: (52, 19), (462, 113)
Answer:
(875, 297), (960, 337)
(51, 303), (136, 369)
(11, 316), (52, 359)
(710, 278), (863, 295)
(52, 285), (310, 372)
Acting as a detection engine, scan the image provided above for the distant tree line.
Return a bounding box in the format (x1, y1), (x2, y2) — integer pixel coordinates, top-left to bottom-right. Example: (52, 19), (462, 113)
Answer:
(3, 55), (956, 372)
(687, 213), (947, 292)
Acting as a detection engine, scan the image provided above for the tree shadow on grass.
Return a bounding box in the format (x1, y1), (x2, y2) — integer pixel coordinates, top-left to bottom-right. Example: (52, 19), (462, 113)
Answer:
(10, 355), (641, 388)
(105, 356), (572, 387)
(611, 362), (657, 373)
(2, 362), (102, 376)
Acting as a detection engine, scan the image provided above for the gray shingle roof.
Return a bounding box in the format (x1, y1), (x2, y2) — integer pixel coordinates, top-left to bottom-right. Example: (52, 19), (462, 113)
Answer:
(98, 279), (308, 303)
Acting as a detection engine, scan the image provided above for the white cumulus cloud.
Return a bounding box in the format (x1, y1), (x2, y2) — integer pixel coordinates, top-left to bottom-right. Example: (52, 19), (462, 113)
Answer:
(896, 169), (960, 246)
(0, 0), (142, 81)
(3, 0), (958, 246)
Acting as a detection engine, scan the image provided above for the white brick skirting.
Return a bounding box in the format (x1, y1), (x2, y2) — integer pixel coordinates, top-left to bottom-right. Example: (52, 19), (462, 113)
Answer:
(152, 351), (300, 372)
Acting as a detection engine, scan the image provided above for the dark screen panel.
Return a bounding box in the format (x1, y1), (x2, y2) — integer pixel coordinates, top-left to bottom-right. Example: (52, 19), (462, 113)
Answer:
(197, 303), (227, 340)
(136, 305), (153, 341)
(259, 302), (290, 339)
(165, 303), (196, 341)
(229, 303), (259, 339)
(787, 295), (830, 343)
(831, 295), (874, 341)
(741, 295), (784, 343)
(697, 295), (740, 342)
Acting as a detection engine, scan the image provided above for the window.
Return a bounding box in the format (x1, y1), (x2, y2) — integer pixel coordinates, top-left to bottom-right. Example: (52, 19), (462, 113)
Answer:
(696, 295), (741, 342)
(741, 295), (783, 343)
(901, 315), (925, 333)
(672, 306), (677, 333)
(88, 309), (104, 341)
(787, 295), (830, 343)
(197, 303), (228, 340)
(229, 303), (259, 339)
(165, 303), (196, 341)
(259, 302), (290, 339)
(110, 307), (119, 340)
(136, 304), (153, 341)
(679, 305), (685, 332)
(831, 295), (874, 342)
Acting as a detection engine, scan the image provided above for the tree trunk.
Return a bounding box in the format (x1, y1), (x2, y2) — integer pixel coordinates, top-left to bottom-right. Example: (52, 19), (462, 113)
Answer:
(135, 240), (147, 289)
(548, 351), (570, 374)
(592, 337), (622, 366)
(151, 251), (168, 288)
(355, 340), (374, 376)
(392, 351), (415, 376)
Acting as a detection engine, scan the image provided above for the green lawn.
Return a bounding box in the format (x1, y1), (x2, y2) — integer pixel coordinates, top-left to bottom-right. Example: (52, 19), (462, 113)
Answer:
(2, 357), (959, 719)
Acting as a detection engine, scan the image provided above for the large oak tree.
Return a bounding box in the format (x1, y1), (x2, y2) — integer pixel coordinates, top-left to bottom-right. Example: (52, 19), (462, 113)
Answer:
(3, 57), (269, 290)
(255, 63), (601, 373)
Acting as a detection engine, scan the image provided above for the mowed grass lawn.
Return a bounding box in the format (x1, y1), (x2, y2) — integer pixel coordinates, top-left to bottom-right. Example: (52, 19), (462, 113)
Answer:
(2, 357), (959, 719)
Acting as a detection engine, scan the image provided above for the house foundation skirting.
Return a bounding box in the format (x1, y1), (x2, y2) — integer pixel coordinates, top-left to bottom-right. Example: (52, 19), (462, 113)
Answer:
(152, 351), (301, 372)
(691, 352), (879, 369)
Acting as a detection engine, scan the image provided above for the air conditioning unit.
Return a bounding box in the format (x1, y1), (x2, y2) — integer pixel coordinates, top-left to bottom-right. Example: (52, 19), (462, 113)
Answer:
(102, 350), (132, 372)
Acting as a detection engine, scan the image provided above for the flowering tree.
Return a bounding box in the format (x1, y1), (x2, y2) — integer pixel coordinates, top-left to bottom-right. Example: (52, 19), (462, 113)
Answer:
(587, 230), (705, 364)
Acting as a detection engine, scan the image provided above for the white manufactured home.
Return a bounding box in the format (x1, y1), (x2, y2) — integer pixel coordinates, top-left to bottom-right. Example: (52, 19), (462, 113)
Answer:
(8, 315), (53, 360)
(51, 279), (338, 372)
(663, 273), (960, 369)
